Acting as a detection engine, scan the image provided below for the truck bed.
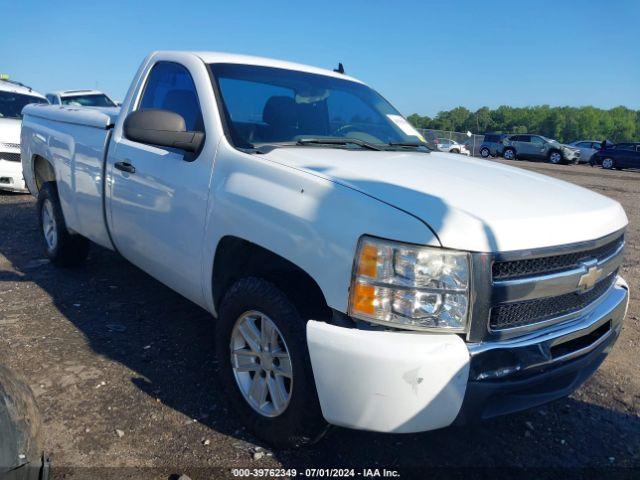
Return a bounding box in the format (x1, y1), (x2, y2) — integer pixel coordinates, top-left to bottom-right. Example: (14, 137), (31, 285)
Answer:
(21, 104), (117, 250)
(22, 103), (119, 129)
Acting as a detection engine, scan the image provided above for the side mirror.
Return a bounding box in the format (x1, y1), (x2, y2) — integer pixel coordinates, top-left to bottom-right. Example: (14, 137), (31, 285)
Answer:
(123, 109), (204, 153)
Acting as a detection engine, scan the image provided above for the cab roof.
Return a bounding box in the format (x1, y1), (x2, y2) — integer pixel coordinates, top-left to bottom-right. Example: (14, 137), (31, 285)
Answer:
(157, 51), (364, 84)
(53, 89), (109, 97)
(0, 79), (46, 98)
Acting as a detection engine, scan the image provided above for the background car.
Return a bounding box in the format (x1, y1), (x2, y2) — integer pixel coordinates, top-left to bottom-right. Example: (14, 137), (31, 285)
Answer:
(434, 137), (470, 155)
(502, 134), (580, 164)
(0, 79), (48, 192)
(479, 133), (508, 158)
(568, 140), (603, 164)
(591, 142), (640, 170)
(45, 89), (117, 108)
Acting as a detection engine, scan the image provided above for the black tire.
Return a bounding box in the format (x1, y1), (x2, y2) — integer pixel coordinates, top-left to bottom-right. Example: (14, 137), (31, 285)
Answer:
(37, 182), (90, 267)
(480, 147), (490, 158)
(601, 157), (615, 170)
(450, 149), (459, 154)
(503, 148), (516, 160)
(215, 277), (327, 448)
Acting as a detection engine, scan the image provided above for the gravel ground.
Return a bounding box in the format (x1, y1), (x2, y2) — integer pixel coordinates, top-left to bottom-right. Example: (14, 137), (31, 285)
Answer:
(0, 160), (639, 479)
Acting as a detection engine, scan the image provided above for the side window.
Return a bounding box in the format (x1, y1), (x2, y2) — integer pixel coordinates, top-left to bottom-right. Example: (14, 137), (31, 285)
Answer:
(139, 62), (204, 132)
(531, 136), (544, 145)
(46, 94), (58, 105)
(509, 135), (521, 142)
(520, 135), (531, 143)
(592, 142), (601, 149)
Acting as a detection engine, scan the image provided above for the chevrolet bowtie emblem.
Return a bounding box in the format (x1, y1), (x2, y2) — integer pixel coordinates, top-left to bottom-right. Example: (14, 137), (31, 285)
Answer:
(577, 264), (602, 291)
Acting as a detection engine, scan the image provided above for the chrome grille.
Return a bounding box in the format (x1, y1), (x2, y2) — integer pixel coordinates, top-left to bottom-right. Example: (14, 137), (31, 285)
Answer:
(492, 235), (624, 280)
(0, 152), (21, 162)
(479, 232), (625, 337)
(490, 272), (617, 330)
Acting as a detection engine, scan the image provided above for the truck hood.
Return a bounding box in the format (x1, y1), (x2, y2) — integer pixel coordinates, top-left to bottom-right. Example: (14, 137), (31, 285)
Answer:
(0, 118), (21, 144)
(265, 148), (627, 252)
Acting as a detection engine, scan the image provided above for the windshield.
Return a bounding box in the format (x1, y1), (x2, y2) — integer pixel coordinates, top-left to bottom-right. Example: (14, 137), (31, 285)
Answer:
(61, 94), (116, 107)
(209, 63), (425, 149)
(0, 92), (48, 119)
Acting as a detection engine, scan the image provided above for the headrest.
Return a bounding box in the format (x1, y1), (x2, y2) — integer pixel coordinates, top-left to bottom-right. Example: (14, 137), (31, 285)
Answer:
(263, 96), (297, 126)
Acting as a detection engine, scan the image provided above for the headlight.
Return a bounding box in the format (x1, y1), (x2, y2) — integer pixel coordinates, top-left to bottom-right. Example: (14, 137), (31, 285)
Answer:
(348, 236), (470, 332)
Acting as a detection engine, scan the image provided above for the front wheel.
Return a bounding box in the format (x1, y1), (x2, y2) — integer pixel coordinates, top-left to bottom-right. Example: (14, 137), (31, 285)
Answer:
(37, 182), (90, 267)
(548, 151), (563, 164)
(480, 147), (490, 158)
(601, 157), (615, 170)
(503, 148), (516, 160)
(215, 277), (327, 448)
(450, 149), (459, 154)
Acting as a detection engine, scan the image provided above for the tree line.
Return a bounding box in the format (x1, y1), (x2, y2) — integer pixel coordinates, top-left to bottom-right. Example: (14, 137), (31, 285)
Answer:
(407, 106), (640, 143)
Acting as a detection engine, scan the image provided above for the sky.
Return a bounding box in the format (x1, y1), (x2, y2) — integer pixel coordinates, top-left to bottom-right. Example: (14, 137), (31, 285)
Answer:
(2, 0), (639, 117)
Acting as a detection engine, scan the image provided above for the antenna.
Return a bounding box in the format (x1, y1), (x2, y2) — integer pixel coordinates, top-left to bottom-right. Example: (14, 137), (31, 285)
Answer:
(333, 62), (345, 74)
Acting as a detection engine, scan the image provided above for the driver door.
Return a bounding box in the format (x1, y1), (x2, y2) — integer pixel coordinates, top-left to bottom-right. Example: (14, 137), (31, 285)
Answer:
(106, 61), (216, 305)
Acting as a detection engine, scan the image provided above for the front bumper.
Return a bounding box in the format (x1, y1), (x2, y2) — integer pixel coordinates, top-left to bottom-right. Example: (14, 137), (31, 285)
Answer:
(306, 276), (628, 433)
(0, 159), (27, 192)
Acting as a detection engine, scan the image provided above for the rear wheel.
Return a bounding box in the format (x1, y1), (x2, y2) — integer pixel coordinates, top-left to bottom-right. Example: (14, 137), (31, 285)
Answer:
(601, 157), (615, 170)
(450, 148), (460, 154)
(503, 148), (516, 160)
(480, 147), (490, 158)
(37, 182), (89, 267)
(215, 277), (327, 448)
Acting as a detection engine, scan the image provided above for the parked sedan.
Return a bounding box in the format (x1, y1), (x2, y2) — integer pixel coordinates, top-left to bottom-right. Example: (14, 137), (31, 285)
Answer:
(591, 142), (640, 170)
(435, 138), (470, 155)
(568, 140), (602, 164)
(502, 134), (580, 164)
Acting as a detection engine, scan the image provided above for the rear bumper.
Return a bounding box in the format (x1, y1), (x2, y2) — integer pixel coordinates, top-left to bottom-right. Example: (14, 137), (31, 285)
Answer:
(0, 159), (27, 192)
(307, 276), (628, 433)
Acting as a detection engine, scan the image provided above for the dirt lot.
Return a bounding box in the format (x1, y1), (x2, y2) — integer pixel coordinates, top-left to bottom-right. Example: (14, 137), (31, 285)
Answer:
(1, 160), (639, 478)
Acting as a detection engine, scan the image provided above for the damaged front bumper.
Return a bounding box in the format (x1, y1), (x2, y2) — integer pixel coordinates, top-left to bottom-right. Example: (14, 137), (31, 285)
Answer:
(306, 276), (628, 433)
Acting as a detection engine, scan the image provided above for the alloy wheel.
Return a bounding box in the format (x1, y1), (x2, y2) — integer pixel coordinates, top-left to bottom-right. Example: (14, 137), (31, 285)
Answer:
(230, 311), (293, 417)
(41, 199), (58, 251)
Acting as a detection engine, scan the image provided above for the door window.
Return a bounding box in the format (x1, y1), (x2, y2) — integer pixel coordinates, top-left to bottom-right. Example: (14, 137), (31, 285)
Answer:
(531, 136), (544, 146)
(139, 62), (204, 132)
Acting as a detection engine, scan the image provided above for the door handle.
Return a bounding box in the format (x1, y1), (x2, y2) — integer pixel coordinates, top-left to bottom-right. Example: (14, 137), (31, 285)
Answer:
(114, 161), (136, 174)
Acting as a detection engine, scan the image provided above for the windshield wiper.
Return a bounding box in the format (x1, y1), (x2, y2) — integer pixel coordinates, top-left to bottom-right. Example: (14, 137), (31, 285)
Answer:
(387, 141), (431, 151)
(296, 137), (383, 151)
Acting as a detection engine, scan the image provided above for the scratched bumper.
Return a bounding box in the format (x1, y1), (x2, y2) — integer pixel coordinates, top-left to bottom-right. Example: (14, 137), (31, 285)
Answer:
(306, 321), (470, 433)
(305, 277), (627, 433)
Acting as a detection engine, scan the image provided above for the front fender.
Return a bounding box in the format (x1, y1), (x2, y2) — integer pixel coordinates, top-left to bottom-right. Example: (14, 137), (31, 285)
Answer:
(202, 142), (439, 315)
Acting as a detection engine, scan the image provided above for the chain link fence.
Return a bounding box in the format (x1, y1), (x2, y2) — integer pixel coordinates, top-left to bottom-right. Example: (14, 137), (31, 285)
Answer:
(417, 129), (486, 157)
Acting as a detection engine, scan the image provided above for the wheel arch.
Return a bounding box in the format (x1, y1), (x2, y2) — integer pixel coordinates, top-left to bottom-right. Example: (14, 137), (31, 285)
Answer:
(212, 235), (332, 321)
(32, 155), (56, 192)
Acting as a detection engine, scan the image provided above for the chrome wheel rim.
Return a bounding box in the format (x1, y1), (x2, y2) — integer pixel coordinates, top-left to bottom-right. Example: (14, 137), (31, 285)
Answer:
(504, 150), (514, 159)
(41, 199), (57, 251)
(230, 311), (293, 417)
(602, 158), (613, 169)
(481, 148), (489, 157)
(550, 152), (561, 164)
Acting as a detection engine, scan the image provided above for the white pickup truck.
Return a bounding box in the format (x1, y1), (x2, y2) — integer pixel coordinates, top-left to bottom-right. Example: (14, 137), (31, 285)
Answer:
(21, 51), (629, 448)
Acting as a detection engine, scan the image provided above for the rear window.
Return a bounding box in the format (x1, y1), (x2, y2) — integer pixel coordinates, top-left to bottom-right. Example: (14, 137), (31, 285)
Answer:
(61, 94), (116, 107)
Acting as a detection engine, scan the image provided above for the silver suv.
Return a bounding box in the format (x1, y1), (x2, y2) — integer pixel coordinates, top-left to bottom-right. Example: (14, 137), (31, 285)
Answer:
(502, 134), (580, 164)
